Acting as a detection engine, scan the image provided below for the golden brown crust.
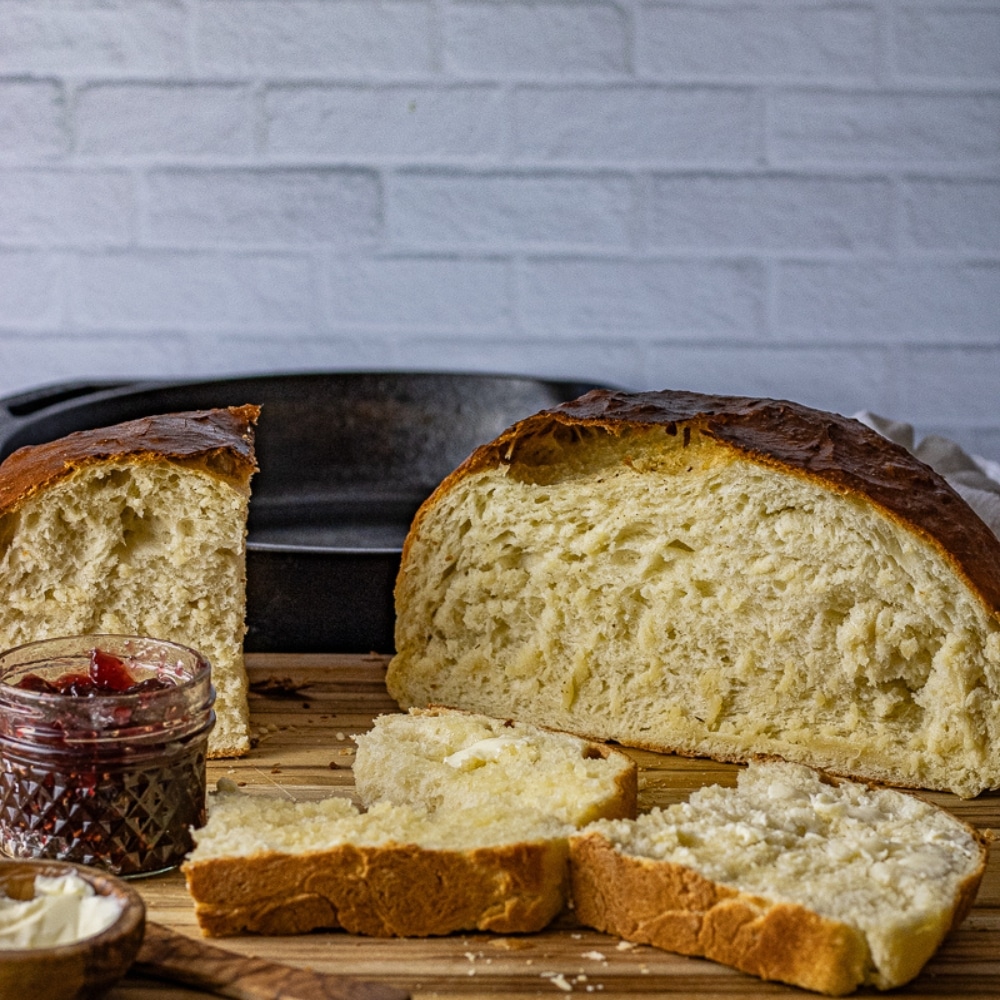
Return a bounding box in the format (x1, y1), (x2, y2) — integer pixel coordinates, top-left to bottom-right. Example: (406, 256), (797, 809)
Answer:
(569, 831), (872, 996)
(0, 405), (260, 515)
(404, 389), (1000, 618)
(205, 738), (251, 761)
(184, 838), (569, 938)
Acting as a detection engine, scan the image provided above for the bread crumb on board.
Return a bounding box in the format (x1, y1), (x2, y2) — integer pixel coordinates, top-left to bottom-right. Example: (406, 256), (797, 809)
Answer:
(541, 972), (573, 992)
(540, 971), (606, 993)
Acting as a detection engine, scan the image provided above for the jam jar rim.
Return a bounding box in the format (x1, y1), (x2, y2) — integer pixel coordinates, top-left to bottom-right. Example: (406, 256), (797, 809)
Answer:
(0, 633), (215, 747)
(0, 633), (210, 694)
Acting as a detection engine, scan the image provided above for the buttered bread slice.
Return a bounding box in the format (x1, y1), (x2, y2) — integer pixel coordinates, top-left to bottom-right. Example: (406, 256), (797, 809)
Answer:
(353, 706), (636, 825)
(570, 761), (988, 996)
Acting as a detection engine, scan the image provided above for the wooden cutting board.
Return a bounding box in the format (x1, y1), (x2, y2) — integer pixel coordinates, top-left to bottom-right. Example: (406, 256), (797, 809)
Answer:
(110, 653), (1000, 1000)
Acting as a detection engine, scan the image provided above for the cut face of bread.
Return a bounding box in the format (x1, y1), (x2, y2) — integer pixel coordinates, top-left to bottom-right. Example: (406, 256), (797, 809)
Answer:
(184, 708), (638, 938)
(570, 760), (988, 996)
(388, 390), (1000, 797)
(353, 707), (637, 825)
(0, 407), (259, 757)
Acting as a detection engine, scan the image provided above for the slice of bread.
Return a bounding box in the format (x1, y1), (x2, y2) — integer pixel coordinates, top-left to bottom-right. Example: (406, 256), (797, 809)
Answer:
(387, 389), (1000, 797)
(352, 706), (637, 825)
(184, 791), (571, 938)
(183, 709), (637, 937)
(0, 406), (259, 757)
(570, 760), (989, 996)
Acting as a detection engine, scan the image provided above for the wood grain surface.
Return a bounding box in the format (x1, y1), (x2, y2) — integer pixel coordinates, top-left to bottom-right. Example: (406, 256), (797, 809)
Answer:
(108, 654), (1000, 1000)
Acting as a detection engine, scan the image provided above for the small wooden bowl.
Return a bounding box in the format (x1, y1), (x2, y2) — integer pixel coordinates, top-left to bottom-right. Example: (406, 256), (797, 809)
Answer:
(0, 859), (145, 1000)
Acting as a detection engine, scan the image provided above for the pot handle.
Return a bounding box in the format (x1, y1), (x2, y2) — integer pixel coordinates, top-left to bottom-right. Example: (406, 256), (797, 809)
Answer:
(0, 380), (136, 459)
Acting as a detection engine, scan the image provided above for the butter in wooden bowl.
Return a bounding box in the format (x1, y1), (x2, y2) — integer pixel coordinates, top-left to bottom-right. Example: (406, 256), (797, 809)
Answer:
(0, 859), (145, 1000)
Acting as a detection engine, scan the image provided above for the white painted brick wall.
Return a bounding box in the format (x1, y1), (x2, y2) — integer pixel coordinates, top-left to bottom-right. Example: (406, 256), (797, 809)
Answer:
(76, 83), (254, 156)
(0, 0), (998, 458)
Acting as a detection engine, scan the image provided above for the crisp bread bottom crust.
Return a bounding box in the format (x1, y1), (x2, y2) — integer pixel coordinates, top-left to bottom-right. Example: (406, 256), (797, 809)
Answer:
(185, 839), (569, 938)
(569, 831), (875, 997)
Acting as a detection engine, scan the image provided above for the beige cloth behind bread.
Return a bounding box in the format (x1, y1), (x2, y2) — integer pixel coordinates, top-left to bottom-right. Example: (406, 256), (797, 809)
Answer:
(855, 412), (1000, 540)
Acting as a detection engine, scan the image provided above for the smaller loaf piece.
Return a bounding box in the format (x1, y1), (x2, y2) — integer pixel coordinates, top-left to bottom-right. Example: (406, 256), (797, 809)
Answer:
(353, 706), (637, 825)
(570, 761), (989, 996)
(388, 389), (1000, 797)
(184, 710), (637, 938)
(0, 406), (259, 757)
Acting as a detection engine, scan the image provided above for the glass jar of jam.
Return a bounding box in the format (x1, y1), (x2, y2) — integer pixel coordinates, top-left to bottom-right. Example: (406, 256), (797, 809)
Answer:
(0, 634), (215, 878)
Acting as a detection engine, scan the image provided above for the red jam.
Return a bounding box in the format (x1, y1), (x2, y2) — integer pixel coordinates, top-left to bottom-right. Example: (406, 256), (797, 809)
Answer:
(15, 648), (173, 697)
(0, 635), (215, 878)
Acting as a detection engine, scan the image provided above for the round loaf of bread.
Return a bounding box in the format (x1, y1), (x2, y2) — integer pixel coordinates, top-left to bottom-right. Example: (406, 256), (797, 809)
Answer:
(0, 406), (259, 757)
(387, 389), (1000, 797)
